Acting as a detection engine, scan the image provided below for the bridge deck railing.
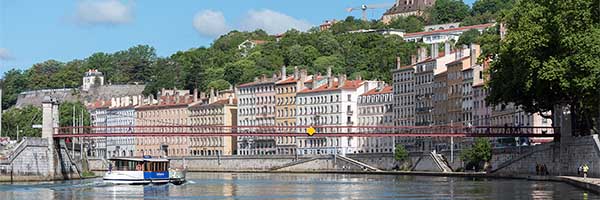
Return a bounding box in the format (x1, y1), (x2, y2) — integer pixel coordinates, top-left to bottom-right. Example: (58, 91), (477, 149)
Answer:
(52, 125), (559, 138)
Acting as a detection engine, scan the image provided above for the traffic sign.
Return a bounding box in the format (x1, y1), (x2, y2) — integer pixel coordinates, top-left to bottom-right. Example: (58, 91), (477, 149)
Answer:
(307, 126), (316, 136)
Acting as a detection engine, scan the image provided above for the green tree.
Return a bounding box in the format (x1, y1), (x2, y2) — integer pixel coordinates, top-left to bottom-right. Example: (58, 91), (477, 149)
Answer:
(460, 138), (492, 171)
(1, 106), (42, 139)
(53, 59), (86, 88)
(206, 79), (231, 91)
(111, 45), (157, 83)
(224, 59), (258, 85)
(472, 0), (515, 16)
(143, 58), (185, 96)
(313, 55), (344, 75)
(1, 69), (28, 110)
(487, 0), (600, 134)
(455, 29), (482, 47)
(387, 16), (425, 33)
(59, 101), (91, 127)
(428, 0), (471, 24)
(26, 60), (64, 90)
(394, 144), (409, 162)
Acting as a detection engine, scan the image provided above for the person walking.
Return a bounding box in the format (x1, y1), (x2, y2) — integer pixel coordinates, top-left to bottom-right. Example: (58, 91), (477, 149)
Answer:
(583, 164), (590, 179)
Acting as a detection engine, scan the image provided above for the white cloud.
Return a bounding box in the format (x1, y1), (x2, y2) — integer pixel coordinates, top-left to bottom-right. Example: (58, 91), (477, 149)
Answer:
(75, 0), (133, 25)
(193, 10), (229, 37)
(0, 48), (13, 60)
(239, 9), (312, 34)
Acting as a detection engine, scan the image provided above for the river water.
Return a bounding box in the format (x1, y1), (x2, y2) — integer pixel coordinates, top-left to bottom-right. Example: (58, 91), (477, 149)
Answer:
(0, 172), (596, 199)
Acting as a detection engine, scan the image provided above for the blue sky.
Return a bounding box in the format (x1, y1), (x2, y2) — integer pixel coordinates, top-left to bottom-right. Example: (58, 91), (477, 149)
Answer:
(0, 0), (475, 75)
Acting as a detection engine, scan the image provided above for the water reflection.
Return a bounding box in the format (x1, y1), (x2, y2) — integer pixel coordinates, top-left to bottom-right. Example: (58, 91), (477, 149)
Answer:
(0, 173), (597, 199)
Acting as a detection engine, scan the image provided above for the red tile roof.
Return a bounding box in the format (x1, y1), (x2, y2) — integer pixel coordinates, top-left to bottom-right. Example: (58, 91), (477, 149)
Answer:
(238, 79), (275, 87)
(298, 80), (364, 94)
(404, 23), (495, 38)
(446, 57), (470, 66)
(275, 76), (296, 85)
(360, 86), (392, 96)
(251, 40), (267, 45)
(136, 95), (195, 110)
(88, 100), (111, 110)
(190, 98), (237, 108)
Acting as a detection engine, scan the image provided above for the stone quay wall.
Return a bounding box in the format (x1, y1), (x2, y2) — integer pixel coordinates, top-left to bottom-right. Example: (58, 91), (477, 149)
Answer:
(0, 138), (80, 182)
(493, 135), (600, 177)
(89, 153), (449, 172)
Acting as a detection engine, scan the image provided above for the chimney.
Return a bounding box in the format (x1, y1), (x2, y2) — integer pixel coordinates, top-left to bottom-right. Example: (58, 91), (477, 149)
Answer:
(444, 42), (451, 56)
(431, 43), (439, 58)
(294, 66), (299, 80)
(377, 81), (383, 91)
(356, 74), (362, 81)
(327, 76), (334, 88)
(396, 57), (402, 69)
(200, 92), (206, 99)
(160, 88), (165, 96)
(470, 43), (480, 66)
(417, 47), (427, 61)
(228, 95), (234, 105)
(193, 88), (198, 102)
(411, 55), (417, 65)
(272, 73), (277, 80)
(296, 71), (305, 91)
(338, 74), (346, 88)
(327, 66), (332, 77)
(125, 96), (130, 107)
(133, 96), (139, 106)
(280, 65), (286, 81)
(210, 88), (215, 103)
(111, 97), (116, 107)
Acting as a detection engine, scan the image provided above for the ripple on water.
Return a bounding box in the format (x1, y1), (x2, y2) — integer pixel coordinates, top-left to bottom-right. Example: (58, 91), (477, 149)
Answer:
(0, 173), (597, 200)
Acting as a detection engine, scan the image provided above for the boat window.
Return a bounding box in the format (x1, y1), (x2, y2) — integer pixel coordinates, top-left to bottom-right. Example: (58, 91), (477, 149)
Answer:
(144, 161), (169, 172)
(113, 160), (143, 171)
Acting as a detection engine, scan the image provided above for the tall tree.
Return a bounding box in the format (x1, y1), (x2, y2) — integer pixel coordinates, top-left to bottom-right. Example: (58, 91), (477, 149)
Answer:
(428, 0), (471, 24)
(1, 106), (42, 139)
(25, 60), (63, 90)
(387, 16), (425, 33)
(58, 101), (91, 127)
(488, 0), (600, 135)
(455, 29), (482, 47)
(1, 69), (28, 110)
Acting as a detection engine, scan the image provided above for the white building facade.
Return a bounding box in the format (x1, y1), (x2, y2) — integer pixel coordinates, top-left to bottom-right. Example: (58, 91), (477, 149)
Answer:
(296, 76), (379, 155)
(357, 85), (395, 154)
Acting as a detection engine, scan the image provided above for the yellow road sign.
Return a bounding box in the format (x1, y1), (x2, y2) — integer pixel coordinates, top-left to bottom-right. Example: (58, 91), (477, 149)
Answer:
(307, 126), (316, 136)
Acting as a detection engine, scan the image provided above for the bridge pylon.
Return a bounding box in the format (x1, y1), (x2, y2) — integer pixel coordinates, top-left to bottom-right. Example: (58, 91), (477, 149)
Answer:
(42, 96), (60, 179)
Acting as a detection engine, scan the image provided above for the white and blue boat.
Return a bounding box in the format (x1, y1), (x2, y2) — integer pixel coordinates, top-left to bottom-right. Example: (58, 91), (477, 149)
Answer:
(103, 157), (182, 185)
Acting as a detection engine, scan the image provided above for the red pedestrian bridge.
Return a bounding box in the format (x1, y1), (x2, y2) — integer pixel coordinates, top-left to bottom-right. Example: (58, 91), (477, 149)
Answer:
(53, 125), (559, 138)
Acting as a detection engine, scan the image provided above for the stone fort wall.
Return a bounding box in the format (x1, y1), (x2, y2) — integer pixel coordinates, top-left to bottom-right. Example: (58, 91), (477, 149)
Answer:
(15, 85), (145, 108)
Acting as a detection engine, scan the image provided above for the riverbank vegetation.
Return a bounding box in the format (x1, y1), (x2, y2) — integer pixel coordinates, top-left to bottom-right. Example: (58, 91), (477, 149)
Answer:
(461, 138), (492, 171)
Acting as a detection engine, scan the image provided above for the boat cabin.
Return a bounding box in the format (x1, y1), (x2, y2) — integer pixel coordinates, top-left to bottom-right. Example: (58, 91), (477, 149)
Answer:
(106, 157), (170, 183)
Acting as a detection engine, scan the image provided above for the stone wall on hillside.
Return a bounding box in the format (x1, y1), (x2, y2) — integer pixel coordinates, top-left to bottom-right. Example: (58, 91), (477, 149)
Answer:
(15, 84), (146, 108)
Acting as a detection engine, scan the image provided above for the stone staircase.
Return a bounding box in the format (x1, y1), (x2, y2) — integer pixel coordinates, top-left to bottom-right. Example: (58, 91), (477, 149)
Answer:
(56, 140), (82, 178)
(336, 155), (381, 171)
(430, 151), (453, 172)
(270, 157), (321, 171)
(489, 144), (552, 173)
